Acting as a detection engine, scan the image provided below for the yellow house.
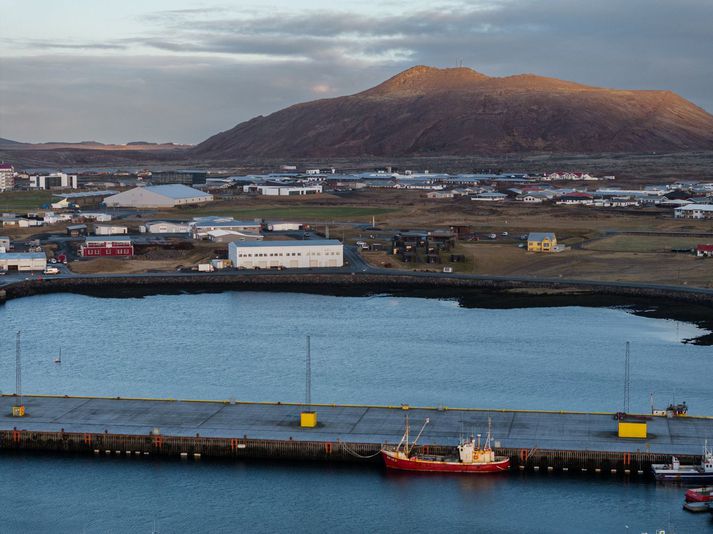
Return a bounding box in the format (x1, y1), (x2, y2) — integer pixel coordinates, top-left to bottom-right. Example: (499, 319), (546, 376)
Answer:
(527, 232), (557, 252)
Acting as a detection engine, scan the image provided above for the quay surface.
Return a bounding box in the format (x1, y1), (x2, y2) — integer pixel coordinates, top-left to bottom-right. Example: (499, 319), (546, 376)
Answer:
(1, 395), (711, 471)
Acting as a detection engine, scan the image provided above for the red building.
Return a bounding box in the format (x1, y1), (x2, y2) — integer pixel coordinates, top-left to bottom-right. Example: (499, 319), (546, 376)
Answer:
(80, 237), (133, 257)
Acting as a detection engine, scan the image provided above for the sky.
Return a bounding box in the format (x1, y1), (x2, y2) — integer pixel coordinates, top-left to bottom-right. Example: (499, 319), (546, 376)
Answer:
(1, 0), (712, 145)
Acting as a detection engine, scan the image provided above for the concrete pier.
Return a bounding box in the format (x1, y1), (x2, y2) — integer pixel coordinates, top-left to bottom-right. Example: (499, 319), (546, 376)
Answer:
(1, 395), (711, 472)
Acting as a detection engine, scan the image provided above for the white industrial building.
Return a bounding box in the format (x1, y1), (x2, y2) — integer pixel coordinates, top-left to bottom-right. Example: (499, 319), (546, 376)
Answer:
(191, 219), (262, 239)
(30, 172), (78, 190)
(674, 204), (713, 219)
(229, 239), (343, 269)
(206, 229), (264, 243)
(142, 221), (191, 234)
(94, 224), (128, 235)
(243, 184), (322, 196)
(0, 236), (10, 252)
(103, 184), (213, 208)
(0, 252), (47, 271)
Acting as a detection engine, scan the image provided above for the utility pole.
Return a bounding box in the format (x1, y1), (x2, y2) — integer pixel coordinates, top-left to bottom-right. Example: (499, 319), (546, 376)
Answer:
(300, 335), (317, 427)
(305, 335), (312, 408)
(623, 341), (631, 413)
(13, 330), (25, 417)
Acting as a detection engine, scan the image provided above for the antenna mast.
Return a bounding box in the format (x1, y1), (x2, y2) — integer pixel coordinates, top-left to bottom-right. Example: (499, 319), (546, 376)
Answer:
(624, 341), (631, 413)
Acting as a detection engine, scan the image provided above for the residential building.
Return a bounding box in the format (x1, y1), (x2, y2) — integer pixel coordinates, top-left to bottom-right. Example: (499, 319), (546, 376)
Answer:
(80, 237), (133, 257)
(527, 232), (557, 252)
(696, 244), (713, 257)
(103, 184), (213, 208)
(472, 192), (507, 202)
(556, 192), (594, 205)
(229, 239), (343, 269)
(426, 190), (455, 199)
(0, 163), (14, 191)
(0, 236), (10, 252)
(0, 252), (46, 271)
(674, 204), (713, 219)
(30, 172), (78, 190)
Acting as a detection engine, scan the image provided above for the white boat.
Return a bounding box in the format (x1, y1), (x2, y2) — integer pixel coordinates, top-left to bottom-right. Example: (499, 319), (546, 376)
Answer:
(652, 441), (713, 482)
(53, 348), (61, 364)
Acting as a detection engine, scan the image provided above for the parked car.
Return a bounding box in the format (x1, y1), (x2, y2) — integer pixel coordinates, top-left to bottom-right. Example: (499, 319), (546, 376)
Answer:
(43, 267), (60, 275)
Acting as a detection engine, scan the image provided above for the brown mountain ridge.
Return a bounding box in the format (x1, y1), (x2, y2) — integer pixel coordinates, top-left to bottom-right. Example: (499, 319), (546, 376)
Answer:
(193, 65), (713, 158)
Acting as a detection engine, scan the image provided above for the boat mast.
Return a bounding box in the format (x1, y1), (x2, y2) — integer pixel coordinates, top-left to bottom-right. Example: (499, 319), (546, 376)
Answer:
(408, 418), (430, 455)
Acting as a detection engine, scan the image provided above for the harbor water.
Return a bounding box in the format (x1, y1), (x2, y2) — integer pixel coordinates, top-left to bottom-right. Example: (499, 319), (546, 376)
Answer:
(0, 291), (711, 532)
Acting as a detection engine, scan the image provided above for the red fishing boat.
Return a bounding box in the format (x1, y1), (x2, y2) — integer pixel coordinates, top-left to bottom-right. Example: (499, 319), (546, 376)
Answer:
(685, 487), (713, 503)
(381, 417), (510, 473)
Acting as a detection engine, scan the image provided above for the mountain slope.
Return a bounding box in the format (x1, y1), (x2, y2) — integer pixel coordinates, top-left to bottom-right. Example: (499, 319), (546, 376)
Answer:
(193, 66), (713, 158)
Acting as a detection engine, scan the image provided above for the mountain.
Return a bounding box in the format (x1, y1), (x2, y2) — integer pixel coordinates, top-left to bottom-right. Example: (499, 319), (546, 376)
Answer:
(193, 66), (713, 158)
(0, 137), (23, 145)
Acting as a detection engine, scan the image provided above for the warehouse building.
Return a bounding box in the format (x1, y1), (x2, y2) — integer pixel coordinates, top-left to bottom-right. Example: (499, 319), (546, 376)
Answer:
(0, 252), (47, 272)
(191, 219), (262, 239)
(80, 237), (133, 257)
(151, 170), (207, 186)
(51, 191), (117, 209)
(94, 224), (128, 235)
(142, 221), (191, 234)
(206, 230), (264, 243)
(103, 184), (213, 208)
(229, 239), (343, 269)
(243, 184), (322, 196)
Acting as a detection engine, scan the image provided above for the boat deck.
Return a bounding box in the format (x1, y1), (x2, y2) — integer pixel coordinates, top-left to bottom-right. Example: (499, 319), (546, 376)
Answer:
(2, 395), (712, 455)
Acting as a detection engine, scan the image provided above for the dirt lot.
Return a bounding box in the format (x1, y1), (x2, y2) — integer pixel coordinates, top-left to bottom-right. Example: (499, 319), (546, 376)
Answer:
(69, 242), (218, 274)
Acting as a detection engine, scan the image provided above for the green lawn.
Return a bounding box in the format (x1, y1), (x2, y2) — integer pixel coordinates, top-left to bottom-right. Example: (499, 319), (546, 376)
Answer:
(584, 235), (704, 253)
(0, 191), (52, 211)
(176, 206), (397, 221)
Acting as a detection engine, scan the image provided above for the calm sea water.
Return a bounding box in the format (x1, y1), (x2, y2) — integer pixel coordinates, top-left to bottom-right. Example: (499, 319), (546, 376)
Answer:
(0, 291), (711, 533)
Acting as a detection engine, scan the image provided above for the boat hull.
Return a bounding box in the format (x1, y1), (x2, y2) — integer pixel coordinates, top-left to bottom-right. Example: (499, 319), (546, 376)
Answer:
(651, 466), (713, 483)
(685, 488), (713, 503)
(382, 451), (510, 473)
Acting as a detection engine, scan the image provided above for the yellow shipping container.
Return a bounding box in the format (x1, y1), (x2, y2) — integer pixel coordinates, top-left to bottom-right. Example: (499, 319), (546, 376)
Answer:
(300, 411), (318, 428)
(618, 421), (647, 438)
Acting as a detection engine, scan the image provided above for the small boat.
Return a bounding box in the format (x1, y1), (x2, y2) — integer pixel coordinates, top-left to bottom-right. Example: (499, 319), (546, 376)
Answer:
(682, 501), (710, 513)
(685, 487), (713, 502)
(652, 441), (713, 483)
(53, 348), (62, 364)
(381, 417), (510, 474)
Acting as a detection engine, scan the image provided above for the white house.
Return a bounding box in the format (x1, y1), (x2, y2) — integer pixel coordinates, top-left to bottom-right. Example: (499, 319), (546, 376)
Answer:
(229, 239), (343, 269)
(103, 184), (213, 208)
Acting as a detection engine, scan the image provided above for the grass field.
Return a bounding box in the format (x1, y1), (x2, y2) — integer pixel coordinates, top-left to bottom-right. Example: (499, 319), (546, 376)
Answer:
(0, 191), (52, 211)
(583, 235), (706, 253)
(175, 206), (397, 221)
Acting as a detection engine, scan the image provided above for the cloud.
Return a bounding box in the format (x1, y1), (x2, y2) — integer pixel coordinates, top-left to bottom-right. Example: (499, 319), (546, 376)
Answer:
(1, 1), (712, 144)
